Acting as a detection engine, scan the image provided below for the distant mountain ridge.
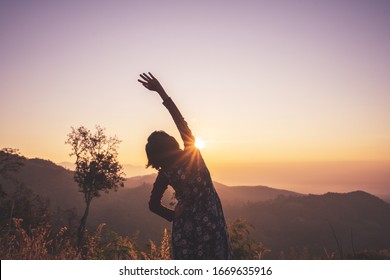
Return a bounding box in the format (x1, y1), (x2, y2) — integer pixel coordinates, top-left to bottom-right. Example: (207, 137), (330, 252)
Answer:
(2, 157), (301, 213)
(213, 181), (302, 206)
(229, 190), (390, 255)
(58, 161), (153, 178)
(2, 156), (390, 258)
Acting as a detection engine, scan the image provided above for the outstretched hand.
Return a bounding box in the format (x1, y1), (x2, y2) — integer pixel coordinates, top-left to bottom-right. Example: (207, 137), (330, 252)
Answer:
(138, 72), (165, 93)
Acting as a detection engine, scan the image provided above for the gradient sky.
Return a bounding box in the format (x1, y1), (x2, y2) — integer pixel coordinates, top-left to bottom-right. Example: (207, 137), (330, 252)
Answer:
(1, 0), (389, 193)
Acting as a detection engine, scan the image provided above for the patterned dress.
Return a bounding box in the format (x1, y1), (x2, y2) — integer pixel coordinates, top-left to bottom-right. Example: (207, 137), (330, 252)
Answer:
(149, 97), (233, 260)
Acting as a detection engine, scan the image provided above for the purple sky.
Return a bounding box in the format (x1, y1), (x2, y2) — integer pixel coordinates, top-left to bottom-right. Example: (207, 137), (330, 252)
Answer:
(1, 0), (389, 191)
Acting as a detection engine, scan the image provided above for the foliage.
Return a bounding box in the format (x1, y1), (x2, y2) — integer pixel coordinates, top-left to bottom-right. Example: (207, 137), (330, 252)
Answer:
(0, 218), (173, 260)
(347, 249), (390, 260)
(65, 126), (125, 200)
(0, 148), (24, 198)
(96, 230), (140, 260)
(65, 125), (125, 249)
(0, 184), (51, 232)
(228, 218), (270, 259)
(141, 228), (172, 260)
(0, 148), (24, 177)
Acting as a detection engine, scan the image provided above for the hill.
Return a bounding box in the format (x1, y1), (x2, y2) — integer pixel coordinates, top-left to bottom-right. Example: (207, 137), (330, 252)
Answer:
(2, 156), (390, 258)
(2, 157), (299, 211)
(213, 181), (302, 206)
(1, 157), (300, 241)
(58, 161), (154, 178)
(226, 191), (390, 258)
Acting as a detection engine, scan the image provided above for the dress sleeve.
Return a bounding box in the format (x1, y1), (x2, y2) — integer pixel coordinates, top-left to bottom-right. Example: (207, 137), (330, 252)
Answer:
(149, 172), (174, 222)
(163, 97), (195, 149)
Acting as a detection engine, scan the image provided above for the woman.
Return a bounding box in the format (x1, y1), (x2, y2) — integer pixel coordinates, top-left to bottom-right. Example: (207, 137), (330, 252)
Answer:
(138, 72), (232, 260)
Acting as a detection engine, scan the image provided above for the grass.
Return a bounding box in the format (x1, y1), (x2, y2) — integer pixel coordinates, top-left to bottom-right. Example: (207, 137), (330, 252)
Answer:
(1, 217), (389, 260)
(0, 218), (171, 260)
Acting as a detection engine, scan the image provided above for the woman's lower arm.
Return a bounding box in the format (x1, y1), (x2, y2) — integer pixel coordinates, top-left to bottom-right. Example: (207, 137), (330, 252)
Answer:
(158, 89), (169, 101)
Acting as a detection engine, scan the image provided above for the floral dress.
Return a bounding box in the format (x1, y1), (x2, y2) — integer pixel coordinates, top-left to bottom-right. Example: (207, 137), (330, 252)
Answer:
(149, 97), (233, 259)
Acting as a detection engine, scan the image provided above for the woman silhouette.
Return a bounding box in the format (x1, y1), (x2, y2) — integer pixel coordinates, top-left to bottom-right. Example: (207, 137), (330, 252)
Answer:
(138, 72), (232, 260)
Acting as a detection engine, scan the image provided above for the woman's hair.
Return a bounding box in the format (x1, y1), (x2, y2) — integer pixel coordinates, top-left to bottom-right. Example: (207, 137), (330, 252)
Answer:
(146, 131), (182, 170)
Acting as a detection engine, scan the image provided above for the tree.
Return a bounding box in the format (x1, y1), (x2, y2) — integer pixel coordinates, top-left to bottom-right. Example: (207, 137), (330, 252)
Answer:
(0, 184), (51, 233)
(0, 148), (25, 234)
(65, 126), (125, 249)
(0, 148), (24, 198)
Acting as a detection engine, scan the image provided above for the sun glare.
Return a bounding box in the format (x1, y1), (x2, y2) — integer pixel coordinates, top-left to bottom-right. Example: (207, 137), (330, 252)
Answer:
(195, 138), (206, 150)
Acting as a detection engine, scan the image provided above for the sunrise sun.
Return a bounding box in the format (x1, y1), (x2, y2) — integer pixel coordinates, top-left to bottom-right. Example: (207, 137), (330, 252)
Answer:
(195, 138), (206, 150)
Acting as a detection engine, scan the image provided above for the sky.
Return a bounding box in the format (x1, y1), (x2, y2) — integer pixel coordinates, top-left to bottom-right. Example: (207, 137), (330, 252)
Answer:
(1, 0), (389, 194)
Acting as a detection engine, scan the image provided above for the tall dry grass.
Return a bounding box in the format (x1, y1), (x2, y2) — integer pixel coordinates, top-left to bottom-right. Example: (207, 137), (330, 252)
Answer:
(0, 218), (172, 260)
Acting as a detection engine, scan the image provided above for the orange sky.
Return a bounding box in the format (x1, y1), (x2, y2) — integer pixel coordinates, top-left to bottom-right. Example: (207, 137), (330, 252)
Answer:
(1, 1), (389, 194)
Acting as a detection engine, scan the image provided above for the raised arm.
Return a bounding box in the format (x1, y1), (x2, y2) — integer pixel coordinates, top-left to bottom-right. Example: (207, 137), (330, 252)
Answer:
(138, 72), (169, 101)
(138, 72), (195, 148)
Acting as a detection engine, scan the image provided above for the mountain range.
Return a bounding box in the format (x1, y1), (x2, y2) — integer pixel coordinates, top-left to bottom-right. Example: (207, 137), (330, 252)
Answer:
(2, 156), (390, 259)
